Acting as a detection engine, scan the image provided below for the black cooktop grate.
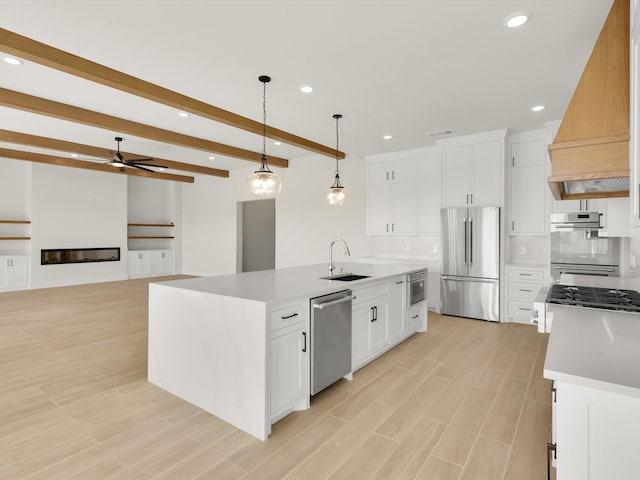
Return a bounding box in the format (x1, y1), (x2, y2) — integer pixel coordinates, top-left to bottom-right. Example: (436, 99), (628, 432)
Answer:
(547, 284), (640, 312)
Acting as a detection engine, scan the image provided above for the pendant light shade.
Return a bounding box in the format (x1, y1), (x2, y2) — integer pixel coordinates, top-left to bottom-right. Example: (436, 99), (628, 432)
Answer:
(326, 114), (350, 206)
(248, 75), (281, 196)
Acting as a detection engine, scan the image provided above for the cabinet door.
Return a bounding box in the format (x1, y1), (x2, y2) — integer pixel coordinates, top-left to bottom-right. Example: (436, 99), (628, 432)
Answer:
(390, 158), (417, 182)
(270, 326), (307, 418)
(9, 256), (28, 288)
(442, 145), (471, 207)
(405, 303), (424, 333)
(0, 257), (9, 290)
(389, 181), (416, 234)
(368, 161), (391, 184)
(371, 299), (389, 353)
(471, 141), (502, 206)
(510, 168), (547, 234)
(148, 251), (163, 276)
(552, 199), (582, 213)
(352, 303), (373, 369)
(127, 252), (141, 277)
(388, 279), (405, 342)
(417, 178), (441, 234)
(367, 183), (390, 234)
(511, 139), (546, 168)
(159, 251), (173, 275)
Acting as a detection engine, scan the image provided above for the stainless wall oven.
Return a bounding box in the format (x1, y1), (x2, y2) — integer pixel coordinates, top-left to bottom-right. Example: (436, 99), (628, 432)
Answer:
(407, 271), (426, 307)
(550, 212), (620, 281)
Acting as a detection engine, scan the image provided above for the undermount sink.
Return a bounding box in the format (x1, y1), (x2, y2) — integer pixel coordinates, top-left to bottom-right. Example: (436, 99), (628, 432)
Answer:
(320, 273), (371, 282)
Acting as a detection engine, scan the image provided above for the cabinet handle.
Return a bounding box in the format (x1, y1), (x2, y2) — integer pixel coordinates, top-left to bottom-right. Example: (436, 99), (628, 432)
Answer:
(370, 306), (375, 322)
(466, 193), (469, 204)
(551, 380), (557, 403)
(281, 312), (299, 320)
(519, 289), (532, 292)
(386, 171), (389, 181)
(519, 273), (532, 276)
(395, 280), (404, 284)
(512, 156), (515, 167)
(391, 224), (395, 232)
(386, 224), (389, 232)
(392, 170), (395, 180)
(546, 443), (557, 480)
(470, 193), (473, 204)
(511, 220), (515, 231)
(374, 306), (378, 321)
(302, 332), (307, 352)
(518, 307), (530, 311)
(412, 314), (419, 319)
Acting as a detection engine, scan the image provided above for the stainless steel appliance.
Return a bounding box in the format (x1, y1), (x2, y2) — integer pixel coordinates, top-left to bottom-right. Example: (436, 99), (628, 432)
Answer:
(440, 206), (500, 322)
(407, 271), (426, 307)
(550, 212), (620, 281)
(310, 290), (352, 395)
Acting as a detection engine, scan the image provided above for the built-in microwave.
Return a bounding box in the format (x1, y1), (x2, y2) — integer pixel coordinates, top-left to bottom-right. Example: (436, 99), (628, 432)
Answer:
(407, 271), (426, 307)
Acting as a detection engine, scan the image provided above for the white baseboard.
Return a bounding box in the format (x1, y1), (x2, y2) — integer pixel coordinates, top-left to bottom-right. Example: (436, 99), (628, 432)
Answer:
(29, 274), (128, 290)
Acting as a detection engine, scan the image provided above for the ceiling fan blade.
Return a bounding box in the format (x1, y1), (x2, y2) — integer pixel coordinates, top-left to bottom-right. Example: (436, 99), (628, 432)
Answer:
(126, 157), (154, 162)
(129, 163), (155, 173)
(132, 163), (168, 169)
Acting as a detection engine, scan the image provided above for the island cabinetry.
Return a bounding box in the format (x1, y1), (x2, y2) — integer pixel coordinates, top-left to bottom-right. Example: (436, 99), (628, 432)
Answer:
(440, 136), (504, 207)
(352, 283), (390, 370)
(128, 250), (173, 278)
(0, 254), (29, 290)
(388, 278), (405, 343)
(405, 302), (425, 333)
(553, 381), (640, 479)
(269, 301), (309, 422)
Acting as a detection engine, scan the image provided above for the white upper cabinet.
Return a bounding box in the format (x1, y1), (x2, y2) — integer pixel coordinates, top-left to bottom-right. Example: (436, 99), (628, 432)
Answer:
(439, 130), (506, 208)
(366, 147), (440, 236)
(507, 133), (549, 235)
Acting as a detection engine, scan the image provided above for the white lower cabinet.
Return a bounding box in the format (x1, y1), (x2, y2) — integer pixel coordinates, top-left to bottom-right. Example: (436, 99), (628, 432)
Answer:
(504, 265), (546, 324)
(553, 381), (640, 480)
(0, 255), (29, 290)
(352, 283), (390, 370)
(427, 272), (439, 312)
(388, 278), (405, 343)
(405, 302), (425, 333)
(128, 250), (173, 278)
(269, 302), (309, 422)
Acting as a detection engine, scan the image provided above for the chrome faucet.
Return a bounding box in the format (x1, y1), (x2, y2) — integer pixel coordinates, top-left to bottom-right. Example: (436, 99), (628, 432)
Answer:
(329, 238), (351, 275)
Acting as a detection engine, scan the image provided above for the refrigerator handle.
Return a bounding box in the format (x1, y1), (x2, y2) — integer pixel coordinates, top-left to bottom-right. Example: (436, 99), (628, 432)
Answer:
(463, 218), (468, 264)
(469, 217), (473, 265)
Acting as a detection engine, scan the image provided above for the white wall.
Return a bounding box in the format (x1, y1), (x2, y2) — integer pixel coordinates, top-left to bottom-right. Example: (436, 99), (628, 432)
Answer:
(0, 158), (30, 252)
(181, 154), (372, 275)
(127, 176), (177, 251)
(30, 164), (128, 288)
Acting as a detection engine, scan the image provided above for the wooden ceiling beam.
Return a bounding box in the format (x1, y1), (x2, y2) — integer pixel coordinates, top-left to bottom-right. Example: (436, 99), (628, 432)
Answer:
(0, 129), (229, 178)
(0, 88), (289, 168)
(0, 147), (195, 183)
(0, 27), (344, 159)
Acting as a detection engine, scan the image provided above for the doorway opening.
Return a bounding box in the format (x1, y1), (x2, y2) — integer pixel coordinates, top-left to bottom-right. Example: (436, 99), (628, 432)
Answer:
(237, 198), (276, 272)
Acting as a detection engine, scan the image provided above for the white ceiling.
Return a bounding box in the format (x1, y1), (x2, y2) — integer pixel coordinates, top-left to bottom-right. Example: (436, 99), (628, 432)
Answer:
(0, 0), (614, 173)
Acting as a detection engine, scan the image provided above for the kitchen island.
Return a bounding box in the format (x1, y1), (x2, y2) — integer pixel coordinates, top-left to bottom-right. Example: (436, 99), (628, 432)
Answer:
(543, 279), (640, 479)
(148, 262), (427, 441)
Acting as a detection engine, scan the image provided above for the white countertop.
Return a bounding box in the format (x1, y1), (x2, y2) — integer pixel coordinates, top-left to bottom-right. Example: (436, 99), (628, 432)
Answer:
(153, 262), (427, 305)
(544, 298), (640, 399)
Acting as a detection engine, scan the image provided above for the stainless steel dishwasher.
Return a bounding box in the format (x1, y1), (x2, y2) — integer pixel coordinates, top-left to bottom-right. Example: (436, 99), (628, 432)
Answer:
(310, 290), (352, 395)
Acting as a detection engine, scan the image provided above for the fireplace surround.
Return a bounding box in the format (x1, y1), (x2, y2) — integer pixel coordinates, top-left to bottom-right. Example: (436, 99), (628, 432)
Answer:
(41, 248), (120, 265)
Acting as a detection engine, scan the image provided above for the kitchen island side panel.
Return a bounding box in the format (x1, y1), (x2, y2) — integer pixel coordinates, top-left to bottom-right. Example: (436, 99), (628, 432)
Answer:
(148, 283), (268, 440)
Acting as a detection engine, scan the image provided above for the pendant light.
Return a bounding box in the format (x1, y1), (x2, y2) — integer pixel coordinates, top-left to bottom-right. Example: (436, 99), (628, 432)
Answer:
(326, 114), (350, 206)
(247, 75), (282, 196)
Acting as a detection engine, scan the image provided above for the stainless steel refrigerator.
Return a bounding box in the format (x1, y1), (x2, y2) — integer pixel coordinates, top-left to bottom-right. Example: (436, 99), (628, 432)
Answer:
(440, 206), (500, 322)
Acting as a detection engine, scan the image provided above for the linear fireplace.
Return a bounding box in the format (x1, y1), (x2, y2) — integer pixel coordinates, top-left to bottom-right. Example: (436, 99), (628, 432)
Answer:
(41, 247), (121, 265)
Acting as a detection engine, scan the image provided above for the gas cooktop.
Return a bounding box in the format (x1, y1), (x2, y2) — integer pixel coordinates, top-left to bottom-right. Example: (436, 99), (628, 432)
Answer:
(547, 284), (640, 312)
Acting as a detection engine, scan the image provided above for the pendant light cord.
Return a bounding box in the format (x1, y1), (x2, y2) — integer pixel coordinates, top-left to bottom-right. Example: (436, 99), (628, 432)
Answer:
(335, 115), (340, 175)
(262, 80), (267, 160)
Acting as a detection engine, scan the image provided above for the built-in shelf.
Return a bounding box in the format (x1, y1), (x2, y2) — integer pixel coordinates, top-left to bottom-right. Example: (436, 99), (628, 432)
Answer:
(0, 220), (31, 224)
(128, 236), (175, 239)
(127, 223), (174, 227)
(0, 237), (31, 240)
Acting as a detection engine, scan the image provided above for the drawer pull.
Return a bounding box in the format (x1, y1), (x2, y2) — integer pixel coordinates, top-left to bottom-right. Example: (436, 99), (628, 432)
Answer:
(547, 442), (557, 480)
(519, 289), (532, 292)
(302, 332), (307, 352)
(281, 313), (299, 320)
(519, 273), (532, 276)
(518, 307), (530, 311)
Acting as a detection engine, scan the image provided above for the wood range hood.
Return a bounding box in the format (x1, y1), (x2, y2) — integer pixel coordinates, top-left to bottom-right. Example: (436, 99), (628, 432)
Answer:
(547, 0), (630, 200)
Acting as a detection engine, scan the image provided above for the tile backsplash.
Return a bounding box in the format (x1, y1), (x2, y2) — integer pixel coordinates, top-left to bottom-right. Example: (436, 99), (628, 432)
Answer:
(506, 236), (549, 264)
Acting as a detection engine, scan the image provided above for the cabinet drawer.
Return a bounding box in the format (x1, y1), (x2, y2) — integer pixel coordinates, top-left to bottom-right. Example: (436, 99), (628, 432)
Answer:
(507, 269), (545, 282)
(270, 303), (306, 332)
(507, 282), (542, 300)
(352, 283), (390, 306)
(507, 300), (534, 318)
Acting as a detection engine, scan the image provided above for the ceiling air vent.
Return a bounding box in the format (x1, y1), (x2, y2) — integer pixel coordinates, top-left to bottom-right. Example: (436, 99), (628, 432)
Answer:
(428, 129), (454, 137)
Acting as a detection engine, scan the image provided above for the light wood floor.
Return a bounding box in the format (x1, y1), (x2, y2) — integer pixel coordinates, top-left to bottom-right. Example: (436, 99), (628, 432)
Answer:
(0, 276), (554, 480)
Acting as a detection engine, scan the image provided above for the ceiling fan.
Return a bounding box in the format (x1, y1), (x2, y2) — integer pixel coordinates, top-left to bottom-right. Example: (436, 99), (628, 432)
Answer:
(108, 137), (167, 173)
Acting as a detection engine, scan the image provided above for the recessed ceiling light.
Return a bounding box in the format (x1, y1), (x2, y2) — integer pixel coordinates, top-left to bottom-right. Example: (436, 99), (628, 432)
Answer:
(531, 104), (545, 112)
(178, 111), (190, 118)
(274, 141), (282, 146)
(157, 167), (167, 172)
(383, 135), (393, 140)
(70, 153), (79, 158)
(3, 56), (23, 65)
(299, 85), (313, 94)
(505, 12), (530, 28)
(208, 155), (215, 160)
